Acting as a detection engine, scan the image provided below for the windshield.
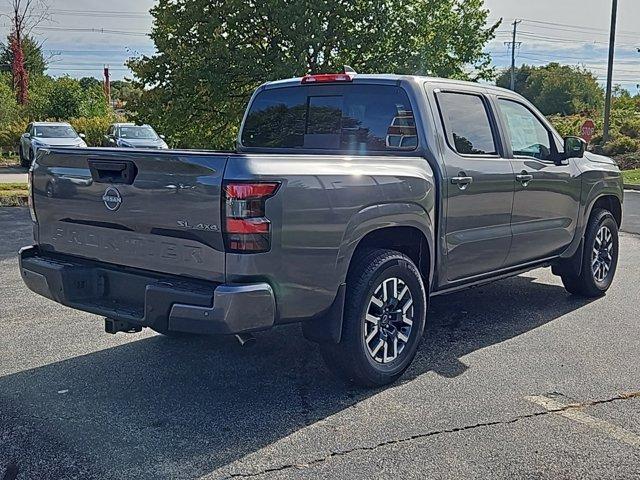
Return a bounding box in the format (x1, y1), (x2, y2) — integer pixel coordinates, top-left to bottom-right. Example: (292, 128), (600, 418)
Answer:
(33, 125), (78, 139)
(118, 126), (159, 140)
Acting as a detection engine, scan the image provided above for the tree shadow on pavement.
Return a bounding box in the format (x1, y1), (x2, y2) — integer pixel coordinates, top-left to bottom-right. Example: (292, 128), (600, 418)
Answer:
(0, 270), (595, 479)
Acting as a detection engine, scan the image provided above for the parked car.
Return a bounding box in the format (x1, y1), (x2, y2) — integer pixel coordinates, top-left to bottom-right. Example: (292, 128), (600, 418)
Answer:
(19, 122), (87, 167)
(20, 72), (623, 387)
(103, 123), (169, 149)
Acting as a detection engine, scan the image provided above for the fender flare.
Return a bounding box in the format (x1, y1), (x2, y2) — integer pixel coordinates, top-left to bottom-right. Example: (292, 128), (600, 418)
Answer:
(336, 202), (435, 286)
(303, 202), (435, 345)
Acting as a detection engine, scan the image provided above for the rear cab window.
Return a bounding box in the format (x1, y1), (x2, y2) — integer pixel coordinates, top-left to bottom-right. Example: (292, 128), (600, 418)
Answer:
(241, 84), (417, 153)
(435, 91), (498, 156)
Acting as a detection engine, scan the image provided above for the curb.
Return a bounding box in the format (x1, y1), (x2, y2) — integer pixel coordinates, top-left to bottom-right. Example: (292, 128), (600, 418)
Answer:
(624, 184), (640, 191)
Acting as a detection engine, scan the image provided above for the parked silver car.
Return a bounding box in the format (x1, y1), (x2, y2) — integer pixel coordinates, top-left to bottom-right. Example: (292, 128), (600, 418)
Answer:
(19, 122), (87, 167)
(103, 123), (169, 149)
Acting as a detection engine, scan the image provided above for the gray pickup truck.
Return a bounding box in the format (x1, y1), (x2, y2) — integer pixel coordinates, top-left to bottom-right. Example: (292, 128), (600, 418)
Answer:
(20, 72), (623, 386)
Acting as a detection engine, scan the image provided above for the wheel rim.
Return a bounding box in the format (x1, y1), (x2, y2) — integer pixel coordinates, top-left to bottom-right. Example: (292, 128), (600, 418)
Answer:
(591, 225), (614, 283)
(363, 277), (414, 364)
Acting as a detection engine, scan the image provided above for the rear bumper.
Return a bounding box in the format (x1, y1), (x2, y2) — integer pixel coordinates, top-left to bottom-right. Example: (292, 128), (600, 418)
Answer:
(19, 246), (275, 335)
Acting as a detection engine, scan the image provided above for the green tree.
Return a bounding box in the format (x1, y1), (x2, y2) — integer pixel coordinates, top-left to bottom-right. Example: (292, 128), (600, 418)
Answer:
(25, 76), (108, 120)
(496, 63), (604, 116)
(0, 35), (47, 76)
(129, 0), (500, 148)
(0, 73), (20, 124)
(79, 76), (102, 90)
(110, 79), (142, 106)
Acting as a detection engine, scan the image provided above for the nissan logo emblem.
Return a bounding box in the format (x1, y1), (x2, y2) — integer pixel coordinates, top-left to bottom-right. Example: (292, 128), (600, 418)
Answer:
(102, 186), (122, 211)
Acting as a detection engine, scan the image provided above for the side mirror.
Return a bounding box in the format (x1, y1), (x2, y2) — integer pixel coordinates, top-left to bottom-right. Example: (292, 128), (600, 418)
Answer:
(563, 136), (586, 159)
(160, 134), (166, 140)
(79, 133), (86, 139)
(24, 133), (31, 139)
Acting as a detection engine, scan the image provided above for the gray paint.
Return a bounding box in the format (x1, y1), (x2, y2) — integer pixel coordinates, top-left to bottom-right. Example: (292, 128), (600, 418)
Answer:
(25, 75), (624, 329)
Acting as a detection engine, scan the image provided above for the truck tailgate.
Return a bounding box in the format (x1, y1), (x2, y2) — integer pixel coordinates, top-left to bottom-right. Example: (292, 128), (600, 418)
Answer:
(31, 148), (229, 282)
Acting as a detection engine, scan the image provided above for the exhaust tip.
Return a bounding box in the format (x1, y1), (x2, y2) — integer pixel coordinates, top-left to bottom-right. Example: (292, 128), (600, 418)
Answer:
(235, 333), (256, 347)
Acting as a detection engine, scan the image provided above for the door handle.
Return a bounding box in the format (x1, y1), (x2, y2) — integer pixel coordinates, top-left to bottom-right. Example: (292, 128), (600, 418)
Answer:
(451, 175), (473, 190)
(516, 173), (533, 185)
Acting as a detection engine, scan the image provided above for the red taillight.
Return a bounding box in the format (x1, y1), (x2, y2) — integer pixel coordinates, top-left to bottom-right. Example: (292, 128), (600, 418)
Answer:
(223, 182), (279, 253)
(301, 73), (354, 84)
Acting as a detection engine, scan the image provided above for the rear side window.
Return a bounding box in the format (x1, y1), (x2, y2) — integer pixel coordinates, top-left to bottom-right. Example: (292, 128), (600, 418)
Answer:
(437, 92), (497, 156)
(241, 85), (417, 152)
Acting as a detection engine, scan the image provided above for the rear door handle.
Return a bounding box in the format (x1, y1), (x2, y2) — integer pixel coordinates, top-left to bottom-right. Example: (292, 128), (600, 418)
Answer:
(516, 173), (533, 185)
(451, 176), (473, 190)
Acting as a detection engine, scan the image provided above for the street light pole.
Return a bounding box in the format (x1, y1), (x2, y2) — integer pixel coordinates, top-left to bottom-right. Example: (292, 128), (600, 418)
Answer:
(603, 0), (618, 144)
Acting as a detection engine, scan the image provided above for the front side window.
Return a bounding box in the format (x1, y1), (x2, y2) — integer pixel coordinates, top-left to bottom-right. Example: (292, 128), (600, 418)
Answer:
(498, 99), (553, 161)
(437, 92), (497, 156)
(241, 84), (417, 152)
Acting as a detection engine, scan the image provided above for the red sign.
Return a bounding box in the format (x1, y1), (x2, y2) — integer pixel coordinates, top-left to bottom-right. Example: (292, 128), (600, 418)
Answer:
(581, 120), (596, 143)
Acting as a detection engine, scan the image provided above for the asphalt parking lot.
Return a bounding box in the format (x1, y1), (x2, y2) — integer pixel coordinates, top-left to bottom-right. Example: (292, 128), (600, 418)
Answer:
(1, 200), (639, 480)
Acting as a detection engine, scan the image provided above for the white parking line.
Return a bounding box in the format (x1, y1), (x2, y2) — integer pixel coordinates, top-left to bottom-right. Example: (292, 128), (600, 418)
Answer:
(526, 395), (640, 449)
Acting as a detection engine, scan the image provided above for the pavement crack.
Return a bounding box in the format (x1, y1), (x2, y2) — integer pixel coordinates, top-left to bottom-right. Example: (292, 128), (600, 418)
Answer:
(223, 391), (640, 479)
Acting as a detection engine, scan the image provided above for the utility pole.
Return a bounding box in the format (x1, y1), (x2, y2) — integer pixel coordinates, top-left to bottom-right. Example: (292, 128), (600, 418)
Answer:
(103, 65), (111, 107)
(507, 20), (522, 91)
(603, 0), (618, 143)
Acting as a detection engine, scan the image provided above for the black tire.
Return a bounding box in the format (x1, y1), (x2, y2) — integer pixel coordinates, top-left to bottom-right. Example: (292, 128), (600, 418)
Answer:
(19, 146), (30, 168)
(320, 249), (427, 387)
(561, 208), (619, 297)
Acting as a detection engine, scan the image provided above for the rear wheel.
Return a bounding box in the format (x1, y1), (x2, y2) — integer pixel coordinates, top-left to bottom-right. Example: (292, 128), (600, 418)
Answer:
(320, 249), (427, 387)
(561, 209), (619, 297)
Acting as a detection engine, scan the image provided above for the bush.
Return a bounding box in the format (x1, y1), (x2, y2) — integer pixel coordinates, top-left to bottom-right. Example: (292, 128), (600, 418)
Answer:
(615, 152), (640, 170)
(69, 116), (116, 147)
(0, 119), (28, 154)
(548, 114), (585, 138)
(619, 119), (640, 139)
(603, 136), (640, 156)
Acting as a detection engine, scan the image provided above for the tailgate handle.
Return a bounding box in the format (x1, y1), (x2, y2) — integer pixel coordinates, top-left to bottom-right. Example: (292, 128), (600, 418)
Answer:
(88, 159), (137, 185)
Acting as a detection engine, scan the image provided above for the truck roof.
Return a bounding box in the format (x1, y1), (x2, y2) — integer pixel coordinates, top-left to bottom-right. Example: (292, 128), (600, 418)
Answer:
(262, 74), (514, 96)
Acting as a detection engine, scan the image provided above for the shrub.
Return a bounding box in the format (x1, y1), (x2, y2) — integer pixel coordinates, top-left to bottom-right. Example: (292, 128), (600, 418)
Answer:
(603, 136), (640, 156)
(0, 119), (28, 154)
(69, 116), (116, 147)
(615, 152), (640, 170)
(619, 119), (640, 139)
(548, 114), (585, 138)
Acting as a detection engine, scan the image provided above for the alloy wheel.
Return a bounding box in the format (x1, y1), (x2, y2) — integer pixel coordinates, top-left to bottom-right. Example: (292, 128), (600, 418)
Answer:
(591, 225), (614, 283)
(363, 277), (414, 364)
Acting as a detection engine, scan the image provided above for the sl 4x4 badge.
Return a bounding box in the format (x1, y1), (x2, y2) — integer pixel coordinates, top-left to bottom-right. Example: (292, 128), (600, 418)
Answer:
(177, 220), (219, 232)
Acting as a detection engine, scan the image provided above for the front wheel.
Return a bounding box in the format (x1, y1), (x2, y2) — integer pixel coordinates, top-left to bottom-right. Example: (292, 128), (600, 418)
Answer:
(561, 209), (619, 297)
(19, 146), (30, 168)
(320, 249), (427, 387)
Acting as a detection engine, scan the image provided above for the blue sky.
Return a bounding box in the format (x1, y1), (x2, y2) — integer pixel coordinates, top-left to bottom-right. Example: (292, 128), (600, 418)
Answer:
(1, 0), (638, 92)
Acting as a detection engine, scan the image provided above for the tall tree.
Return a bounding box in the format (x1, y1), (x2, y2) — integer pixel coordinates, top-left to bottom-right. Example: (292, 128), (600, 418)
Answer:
(496, 63), (604, 116)
(129, 0), (500, 149)
(0, 35), (47, 76)
(0, 0), (49, 104)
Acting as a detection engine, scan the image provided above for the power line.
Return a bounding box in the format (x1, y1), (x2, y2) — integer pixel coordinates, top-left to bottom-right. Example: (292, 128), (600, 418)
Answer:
(34, 26), (148, 37)
(520, 18), (640, 39)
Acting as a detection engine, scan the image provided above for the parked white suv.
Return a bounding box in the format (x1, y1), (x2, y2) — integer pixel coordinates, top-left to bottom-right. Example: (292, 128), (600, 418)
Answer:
(19, 122), (87, 167)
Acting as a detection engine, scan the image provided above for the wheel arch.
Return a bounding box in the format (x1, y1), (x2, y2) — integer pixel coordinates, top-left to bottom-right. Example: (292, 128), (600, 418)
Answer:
(336, 203), (435, 288)
(590, 194), (622, 227)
